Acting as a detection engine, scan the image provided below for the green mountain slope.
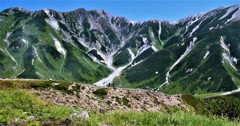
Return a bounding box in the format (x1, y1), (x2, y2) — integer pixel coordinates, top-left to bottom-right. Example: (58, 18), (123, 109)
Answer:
(0, 5), (239, 94)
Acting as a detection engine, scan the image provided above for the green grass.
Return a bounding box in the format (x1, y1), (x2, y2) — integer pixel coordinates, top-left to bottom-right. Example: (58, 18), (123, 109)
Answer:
(181, 94), (206, 113)
(122, 96), (130, 107)
(204, 96), (240, 120)
(195, 92), (223, 99)
(81, 110), (240, 126)
(93, 88), (108, 98)
(0, 79), (78, 94)
(182, 94), (240, 120)
(1, 91), (239, 126)
(0, 89), (73, 125)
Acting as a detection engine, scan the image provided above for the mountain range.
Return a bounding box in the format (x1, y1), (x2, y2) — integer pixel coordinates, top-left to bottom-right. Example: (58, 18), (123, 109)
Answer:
(0, 4), (239, 94)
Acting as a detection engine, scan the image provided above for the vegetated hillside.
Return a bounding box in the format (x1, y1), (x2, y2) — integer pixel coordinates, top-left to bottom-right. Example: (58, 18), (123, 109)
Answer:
(182, 94), (240, 120)
(227, 92), (240, 99)
(118, 5), (240, 94)
(0, 4), (239, 94)
(0, 79), (240, 126)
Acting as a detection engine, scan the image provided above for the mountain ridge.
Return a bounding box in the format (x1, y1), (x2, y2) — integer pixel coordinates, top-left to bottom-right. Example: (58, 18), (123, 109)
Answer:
(2, 4), (239, 23)
(0, 4), (239, 94)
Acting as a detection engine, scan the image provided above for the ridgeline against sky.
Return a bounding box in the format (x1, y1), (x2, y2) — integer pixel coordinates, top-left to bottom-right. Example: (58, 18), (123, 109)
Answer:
(0, 0), (239, 21)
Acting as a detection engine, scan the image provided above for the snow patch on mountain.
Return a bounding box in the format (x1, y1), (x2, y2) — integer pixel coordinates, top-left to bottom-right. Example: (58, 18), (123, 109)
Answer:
(3, 32), (17, 66)
(204, 51), (210, 59)
(88, 17), (98, 30)
(105, 53), (116, 70)
(189, 21), (202, 37)
(149, 29), (159, 52)
(220, 36), (230, 52)
(4, 48), (17, 70)
(220, 5), (240, 23)
(128, 48), (135, 61)
(182, 14), (203, 34)
(94, 49), (135, 86)
(44, 9), (60, 30)
(225, 7), (240, 24)
(45, 18), (59, 30)
(151, 45), (158, 52)
(131, 60), (143, 67)
(60, 29), (73, 43)
(137, 46), (151, 57)
(158, 21), (163, 44)
(36, 71), (44, 78)
(143, 37), (148, 44)
(186, 68), (193, 73)
(88, 54), (102, 64)
(219, 6), (237, 20)
(88, 48), (116, 70)
(51, 35), (66, 56)
(232, 57), (238, 64)
(51, 34), (66, 72)
(31, 59), (35, 65)
(32, 46), (43, 63)
(230, 7), (240, 21)
(21, 38), (28, 45)
(4, 32), (12, 45)
(76, 37), (89, 49)
(222, 53), (237, 71)
(158, 37), (198, 90)
(3, 32), (11, 44)
(220, 36), (237, 70)
(94, 45), (151, 86)
(3, 31), (21, 77)
(136, 38), (151, 57)
(221, 87), (240, 96)
(93, 63), (126, 86)
(209, 27), (214, 31)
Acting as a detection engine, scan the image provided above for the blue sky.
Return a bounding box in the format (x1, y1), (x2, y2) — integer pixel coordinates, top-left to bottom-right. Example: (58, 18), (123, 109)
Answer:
(0, 0), (239, 21)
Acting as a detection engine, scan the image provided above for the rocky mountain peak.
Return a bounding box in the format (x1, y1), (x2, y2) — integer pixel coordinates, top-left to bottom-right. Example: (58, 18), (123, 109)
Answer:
(0, 4), (239, 94)
(1, 7), (31, 14)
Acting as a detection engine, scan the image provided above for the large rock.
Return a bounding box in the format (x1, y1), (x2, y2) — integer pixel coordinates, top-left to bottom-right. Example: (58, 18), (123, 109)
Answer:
(26, 116), (35, 120)
(70, 111), (89, 120)
(100, 107), (107, 113)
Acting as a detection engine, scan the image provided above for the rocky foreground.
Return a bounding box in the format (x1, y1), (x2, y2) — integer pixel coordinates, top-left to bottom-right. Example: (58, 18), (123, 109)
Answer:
(0, 79), (188, 125)
(30, 82), (187, 112)
(0, 79), (239, 126)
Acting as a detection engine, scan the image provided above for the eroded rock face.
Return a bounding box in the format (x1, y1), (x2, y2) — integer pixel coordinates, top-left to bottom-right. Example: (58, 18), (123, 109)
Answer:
(31, 84), (187, 112)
